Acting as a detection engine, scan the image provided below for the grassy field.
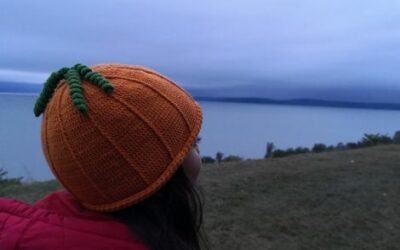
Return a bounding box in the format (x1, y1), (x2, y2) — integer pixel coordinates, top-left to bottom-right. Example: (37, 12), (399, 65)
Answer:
(2, 145), (400, 249)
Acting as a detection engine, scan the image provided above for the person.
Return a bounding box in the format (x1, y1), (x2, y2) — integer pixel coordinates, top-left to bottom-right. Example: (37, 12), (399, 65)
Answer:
(0, 64), (206, 250)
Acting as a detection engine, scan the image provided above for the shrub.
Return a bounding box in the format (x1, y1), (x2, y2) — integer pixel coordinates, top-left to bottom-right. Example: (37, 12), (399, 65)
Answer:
(216, 152), (224, 164)
(0, 168), (22, 185)
(346, 142), (359, 149)
(268, 146), (311, 158)
(294, 147), (310, 154)
(393, 131), (400, 144)
(201, 156), (216, 164)
(327, 145), (335, 151)
(265, 142), (275, 158)
(0, 168), (7, 182)
(272, 149), (289, 158)
(312, 143), (327, 153)
(285, 148), (295, 155)
(359, 133), (393, 147)
(224, 155), (243, 162)
(336, 142), (345, 150)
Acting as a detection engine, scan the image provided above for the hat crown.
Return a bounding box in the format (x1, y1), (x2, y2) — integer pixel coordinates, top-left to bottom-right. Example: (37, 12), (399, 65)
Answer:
(41, 64), (202, 212)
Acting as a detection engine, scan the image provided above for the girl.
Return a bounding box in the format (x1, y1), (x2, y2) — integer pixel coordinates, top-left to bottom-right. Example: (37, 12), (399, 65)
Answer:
(0, 64), (206, 250)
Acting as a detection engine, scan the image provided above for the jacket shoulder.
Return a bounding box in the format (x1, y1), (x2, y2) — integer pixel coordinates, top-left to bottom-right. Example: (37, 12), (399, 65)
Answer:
(0, 197), (38, 250)
(0, 195), (148, 250)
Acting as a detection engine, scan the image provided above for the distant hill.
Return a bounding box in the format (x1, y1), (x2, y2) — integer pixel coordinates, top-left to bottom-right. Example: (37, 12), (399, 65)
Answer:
(194, 96), (400, 111)
(186, 85), (400, 104)
(187, 84), (400, 110)
(2, 81), (400, 111)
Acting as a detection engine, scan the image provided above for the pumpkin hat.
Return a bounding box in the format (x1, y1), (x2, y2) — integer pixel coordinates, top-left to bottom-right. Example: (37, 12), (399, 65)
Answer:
(34, 64), (202, 212)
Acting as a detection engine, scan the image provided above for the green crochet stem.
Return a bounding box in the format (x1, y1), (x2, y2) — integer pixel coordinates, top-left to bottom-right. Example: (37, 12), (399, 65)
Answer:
(66, 68), (88, 114)
(33, 64), (114, 117)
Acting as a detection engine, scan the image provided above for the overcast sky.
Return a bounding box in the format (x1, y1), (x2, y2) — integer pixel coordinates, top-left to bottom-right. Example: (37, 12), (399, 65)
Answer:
(1, 0), (400, 90)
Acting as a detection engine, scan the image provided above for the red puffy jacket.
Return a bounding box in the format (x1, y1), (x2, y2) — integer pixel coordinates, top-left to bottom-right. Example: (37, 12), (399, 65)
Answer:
(0, 190), (148, 250)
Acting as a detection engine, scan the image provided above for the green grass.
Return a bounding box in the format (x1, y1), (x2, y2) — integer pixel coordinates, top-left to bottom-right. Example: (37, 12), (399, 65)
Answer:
(0, 180), (60, 203)
(2, 145), (400, 249)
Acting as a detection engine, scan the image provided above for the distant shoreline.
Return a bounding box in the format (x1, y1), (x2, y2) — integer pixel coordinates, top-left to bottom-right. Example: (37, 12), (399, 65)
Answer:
(0, 92), (38, 96)
(195, 96), (400, 111)
(2, 91), (400, 111)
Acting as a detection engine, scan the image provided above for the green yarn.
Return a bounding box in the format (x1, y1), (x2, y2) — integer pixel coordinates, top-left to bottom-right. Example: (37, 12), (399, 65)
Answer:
(81, 67), (114, 93)
(33, 68), (66, 117)
(33, 64), (114, 117)
(74, 64), (92, 75)
(66, 68), (88, 114)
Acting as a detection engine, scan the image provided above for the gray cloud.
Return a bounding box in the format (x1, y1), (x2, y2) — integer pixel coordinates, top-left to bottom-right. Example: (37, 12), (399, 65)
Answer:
(1, 0), (400, 89)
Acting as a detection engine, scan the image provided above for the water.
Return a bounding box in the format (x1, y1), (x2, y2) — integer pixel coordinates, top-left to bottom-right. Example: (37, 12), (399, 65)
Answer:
(1, 93), (400, 180)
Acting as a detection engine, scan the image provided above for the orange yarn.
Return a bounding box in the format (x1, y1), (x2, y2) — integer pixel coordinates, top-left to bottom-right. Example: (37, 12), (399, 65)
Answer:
(40, 64), (202, 212)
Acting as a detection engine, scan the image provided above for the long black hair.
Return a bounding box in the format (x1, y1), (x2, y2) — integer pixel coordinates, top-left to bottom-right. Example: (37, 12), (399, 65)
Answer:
(111, 166), (208, 250)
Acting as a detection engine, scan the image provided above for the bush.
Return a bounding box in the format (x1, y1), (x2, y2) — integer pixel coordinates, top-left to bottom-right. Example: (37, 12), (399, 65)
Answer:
(294, 147), (310, 154)
(312, 143), (327, 153)
(327, 145), (335, 151)
(216, 152), (224, 164)
(359, 133), (393, 147)
(0, 168), (22, 185)
(267, 146), (311, 158)
(346, 142), (359, 149)
(201, 156), (216, 164)
(0, 168), (7, 182)
(285, 148), (295, 155)
(265, 142), (275, 158)
(393, 131), (400, 144)
(223, 155), (243, 162)
(336, 142), (345, 150)
(263, 131), (398, 160)
(272, 149), (290, 158)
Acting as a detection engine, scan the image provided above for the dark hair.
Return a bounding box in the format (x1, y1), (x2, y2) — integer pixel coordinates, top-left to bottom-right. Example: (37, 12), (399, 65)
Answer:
(111, 167), (208, 250)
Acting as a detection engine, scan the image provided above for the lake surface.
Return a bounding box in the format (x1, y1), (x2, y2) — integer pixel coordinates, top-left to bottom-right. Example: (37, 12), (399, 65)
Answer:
(1, 93), (400, 180)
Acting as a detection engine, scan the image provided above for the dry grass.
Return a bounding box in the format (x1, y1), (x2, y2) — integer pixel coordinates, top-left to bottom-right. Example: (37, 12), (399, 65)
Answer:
(200, 145), (400, 249)
(2, 145), (400, 249)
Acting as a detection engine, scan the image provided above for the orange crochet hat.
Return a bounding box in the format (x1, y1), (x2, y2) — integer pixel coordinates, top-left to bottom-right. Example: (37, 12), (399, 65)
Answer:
(34, 64), (202, 212)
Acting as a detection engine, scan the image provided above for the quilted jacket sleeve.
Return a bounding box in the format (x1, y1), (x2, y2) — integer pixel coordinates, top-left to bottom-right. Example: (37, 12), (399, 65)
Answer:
(0, 196), (148, 250)
(0, 198), (35, 250)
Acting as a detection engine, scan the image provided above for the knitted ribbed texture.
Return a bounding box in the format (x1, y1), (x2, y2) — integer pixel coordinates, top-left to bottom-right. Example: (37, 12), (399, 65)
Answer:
(41, 64), (203, 212)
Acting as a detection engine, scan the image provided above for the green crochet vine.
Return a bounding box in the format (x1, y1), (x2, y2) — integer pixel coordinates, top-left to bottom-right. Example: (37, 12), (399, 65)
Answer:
(33, 64), (114, 117)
